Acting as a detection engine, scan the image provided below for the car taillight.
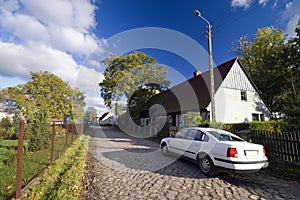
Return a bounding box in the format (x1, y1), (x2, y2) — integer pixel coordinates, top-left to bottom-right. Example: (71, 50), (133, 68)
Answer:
(263, 147), (266, 156)
(227, 147), (238, 158)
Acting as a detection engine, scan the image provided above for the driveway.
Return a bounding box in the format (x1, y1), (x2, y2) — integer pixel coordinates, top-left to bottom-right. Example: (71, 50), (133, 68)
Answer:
(80, 126), (300, 200)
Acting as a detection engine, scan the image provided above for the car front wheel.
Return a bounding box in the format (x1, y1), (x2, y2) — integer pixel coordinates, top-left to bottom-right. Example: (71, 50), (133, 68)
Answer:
(161, 143), (169, 156)
(198, 155), (215, 177)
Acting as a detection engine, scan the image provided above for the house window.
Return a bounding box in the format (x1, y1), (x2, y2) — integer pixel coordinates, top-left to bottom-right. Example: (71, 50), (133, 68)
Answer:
(252, 113), (259, 121)
(260, 114), (265, 121)
(241, 90), (247, 101)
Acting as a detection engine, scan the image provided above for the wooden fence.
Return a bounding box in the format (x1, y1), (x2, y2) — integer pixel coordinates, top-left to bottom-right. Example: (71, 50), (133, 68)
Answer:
(250, 130), (300, 164)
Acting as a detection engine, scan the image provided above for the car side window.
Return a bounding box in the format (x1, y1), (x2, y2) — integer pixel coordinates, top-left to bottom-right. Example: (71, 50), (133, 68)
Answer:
(175, 129), (189, 139)
(189, 130), (201, 141)
(186, 129), (196, 140)
(202, 133), (209, 142)
(194, 131), (203, 141)
(194, 131), (209, 142)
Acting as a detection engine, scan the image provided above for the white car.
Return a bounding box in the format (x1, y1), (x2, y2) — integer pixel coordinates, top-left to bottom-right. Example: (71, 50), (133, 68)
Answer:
(160, 127), (268, 176)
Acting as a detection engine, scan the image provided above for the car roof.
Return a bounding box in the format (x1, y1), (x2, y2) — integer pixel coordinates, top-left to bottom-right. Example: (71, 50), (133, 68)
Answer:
(184, 127), (223, 132)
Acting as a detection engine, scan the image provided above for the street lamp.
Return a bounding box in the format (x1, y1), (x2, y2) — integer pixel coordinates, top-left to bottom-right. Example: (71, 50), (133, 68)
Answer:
(194, 9), (216, 122)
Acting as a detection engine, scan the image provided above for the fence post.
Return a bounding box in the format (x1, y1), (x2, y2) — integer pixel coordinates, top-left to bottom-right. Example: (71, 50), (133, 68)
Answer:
(71, 123), (74, 143)
(65, 124), (68, 149)
(50, 121), (55, 165)
(16, 119), (25, 199)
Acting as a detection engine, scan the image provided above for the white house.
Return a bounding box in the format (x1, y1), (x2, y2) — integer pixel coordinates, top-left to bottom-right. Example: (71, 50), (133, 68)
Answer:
(99, 112), (115, 126)
(140, 58), (271, 127)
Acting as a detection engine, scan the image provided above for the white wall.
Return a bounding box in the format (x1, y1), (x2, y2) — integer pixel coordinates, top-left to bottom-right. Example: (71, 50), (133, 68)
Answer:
(212, 88), (270, 123)
(208, 60), (270, 123)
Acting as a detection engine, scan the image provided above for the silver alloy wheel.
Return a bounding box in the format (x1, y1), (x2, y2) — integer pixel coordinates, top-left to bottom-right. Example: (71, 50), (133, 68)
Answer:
(201, 157), (211, 173)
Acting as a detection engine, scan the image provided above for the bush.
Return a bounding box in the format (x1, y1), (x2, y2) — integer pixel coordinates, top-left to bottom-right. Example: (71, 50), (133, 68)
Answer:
(0, 147), (16, 167)
(26, 135), (88, 200)
(0, 117), (12, 139)
(28, 107), (50, 152)
(223, 120), (287, 133)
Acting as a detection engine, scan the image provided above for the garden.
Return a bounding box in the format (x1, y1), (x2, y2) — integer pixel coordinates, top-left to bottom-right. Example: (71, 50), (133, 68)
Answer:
(0, 116), (79, 199)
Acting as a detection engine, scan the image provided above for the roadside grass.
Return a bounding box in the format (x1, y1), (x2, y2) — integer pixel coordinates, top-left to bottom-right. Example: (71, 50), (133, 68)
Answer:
(0, 133), (74, 200)
(25, 135), (89, 200)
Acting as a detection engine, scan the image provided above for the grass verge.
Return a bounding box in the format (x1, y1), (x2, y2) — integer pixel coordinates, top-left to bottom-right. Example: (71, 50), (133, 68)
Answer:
(25, 135), (89, 200)
(0, 134), (74, 200)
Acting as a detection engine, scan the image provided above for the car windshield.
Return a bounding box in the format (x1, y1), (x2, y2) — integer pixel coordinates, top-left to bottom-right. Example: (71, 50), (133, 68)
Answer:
(207, 130), (244, 142)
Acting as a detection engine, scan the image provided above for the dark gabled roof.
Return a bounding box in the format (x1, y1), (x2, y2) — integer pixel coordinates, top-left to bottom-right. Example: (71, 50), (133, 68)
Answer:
(144, 58), (238, 116)
(99, 112), (110, 121)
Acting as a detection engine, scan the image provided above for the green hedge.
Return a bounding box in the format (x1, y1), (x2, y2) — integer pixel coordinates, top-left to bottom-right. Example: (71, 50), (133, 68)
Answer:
(25, 135), (88, 200)
(223, 120), (287, 133)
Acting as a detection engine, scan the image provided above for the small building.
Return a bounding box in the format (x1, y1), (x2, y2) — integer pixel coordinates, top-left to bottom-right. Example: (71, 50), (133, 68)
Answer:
(99, 112), (115, 126)
(140, 58), (271, 127)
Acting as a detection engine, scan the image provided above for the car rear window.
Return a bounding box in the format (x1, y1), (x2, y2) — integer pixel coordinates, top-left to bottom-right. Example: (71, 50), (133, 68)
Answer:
(207, 131), (244, 142)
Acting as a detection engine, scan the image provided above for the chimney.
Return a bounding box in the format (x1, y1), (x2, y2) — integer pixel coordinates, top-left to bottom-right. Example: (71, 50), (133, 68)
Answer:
(193, 70), (201, 77)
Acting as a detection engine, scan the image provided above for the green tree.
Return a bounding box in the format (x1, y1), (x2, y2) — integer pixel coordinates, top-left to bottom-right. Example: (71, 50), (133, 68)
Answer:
(232, 26), (290, 112)
(84, 107), (97, 125)
(99, 51), (170, 121)
(183, 111), (202, 127)
(8, 71), (74, 120)
(71, 88), (86, 123)
(283, 19), (300, 128)
(7, 72), (86, 150)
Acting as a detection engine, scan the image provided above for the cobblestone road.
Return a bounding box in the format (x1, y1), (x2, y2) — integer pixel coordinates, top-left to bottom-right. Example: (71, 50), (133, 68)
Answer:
(80, 126), (300, 200)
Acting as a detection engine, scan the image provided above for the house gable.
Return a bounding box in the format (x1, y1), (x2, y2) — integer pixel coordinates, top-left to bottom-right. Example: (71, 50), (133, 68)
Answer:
(221, 60), (255, 92)
(213, 60), (271, 123)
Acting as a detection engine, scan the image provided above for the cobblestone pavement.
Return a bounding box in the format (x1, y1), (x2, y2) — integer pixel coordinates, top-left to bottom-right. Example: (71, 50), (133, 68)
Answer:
(80, 126), (300, 200)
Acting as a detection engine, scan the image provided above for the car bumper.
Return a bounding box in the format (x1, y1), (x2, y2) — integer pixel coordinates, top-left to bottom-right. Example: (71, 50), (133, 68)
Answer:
(213, 157), (269, 172)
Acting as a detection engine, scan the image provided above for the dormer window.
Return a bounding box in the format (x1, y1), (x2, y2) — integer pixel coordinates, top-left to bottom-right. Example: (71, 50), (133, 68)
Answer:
(241, 90), (247, 101)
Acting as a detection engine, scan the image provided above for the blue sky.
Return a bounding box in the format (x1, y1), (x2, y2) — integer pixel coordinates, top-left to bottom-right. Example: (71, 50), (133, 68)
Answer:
(0, 0), (299, 113)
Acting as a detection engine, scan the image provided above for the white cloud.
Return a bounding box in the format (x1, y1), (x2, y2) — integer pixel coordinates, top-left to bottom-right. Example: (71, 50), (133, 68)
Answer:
(0, 0), (100, 55)
(20, 0), (96, 32)
(0, 0), (108, 112)
(0, 0), (19, 12)
(231, 0), (269, 9)
(231, 0), (254, 9)
(0, 10), (48, 42)
(282, 0), (300, 38)
(0, 41), (79, 83)
(75, 66), (103, 92)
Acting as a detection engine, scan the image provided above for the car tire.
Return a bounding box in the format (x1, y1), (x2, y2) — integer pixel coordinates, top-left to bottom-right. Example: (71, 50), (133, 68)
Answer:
(198, 155), (215, 177)
(161, 143), (169, 156)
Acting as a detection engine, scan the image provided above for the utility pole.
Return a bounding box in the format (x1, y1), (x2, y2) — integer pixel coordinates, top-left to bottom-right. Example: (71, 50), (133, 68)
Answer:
(194, 10), (216, 122)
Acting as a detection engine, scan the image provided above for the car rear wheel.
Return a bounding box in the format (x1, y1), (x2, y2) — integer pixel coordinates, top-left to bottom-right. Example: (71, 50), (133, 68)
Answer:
(198, 155), (215, 177)
(161, 143), (169, 156)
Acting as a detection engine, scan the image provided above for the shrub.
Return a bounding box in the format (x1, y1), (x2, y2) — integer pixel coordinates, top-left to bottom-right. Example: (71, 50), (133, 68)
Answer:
(223, 120), (287, 133)
(0, 117), (12, 139)
(25, 135), (88, 200)
(28, 106), (50, 152)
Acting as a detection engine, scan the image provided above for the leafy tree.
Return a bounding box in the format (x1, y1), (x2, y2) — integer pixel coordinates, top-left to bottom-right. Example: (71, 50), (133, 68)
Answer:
(84, 107), (97, 125)
(7, 71), (86, 150)
(111, 102), (125, 119)
(99, 51), (170, 121)
(71, 88), (86, 123)
(232, 26), (290, 112)
(183, 111), (202, 127)
(283, 19), (300, 128)
(8, 71), (73, 120)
